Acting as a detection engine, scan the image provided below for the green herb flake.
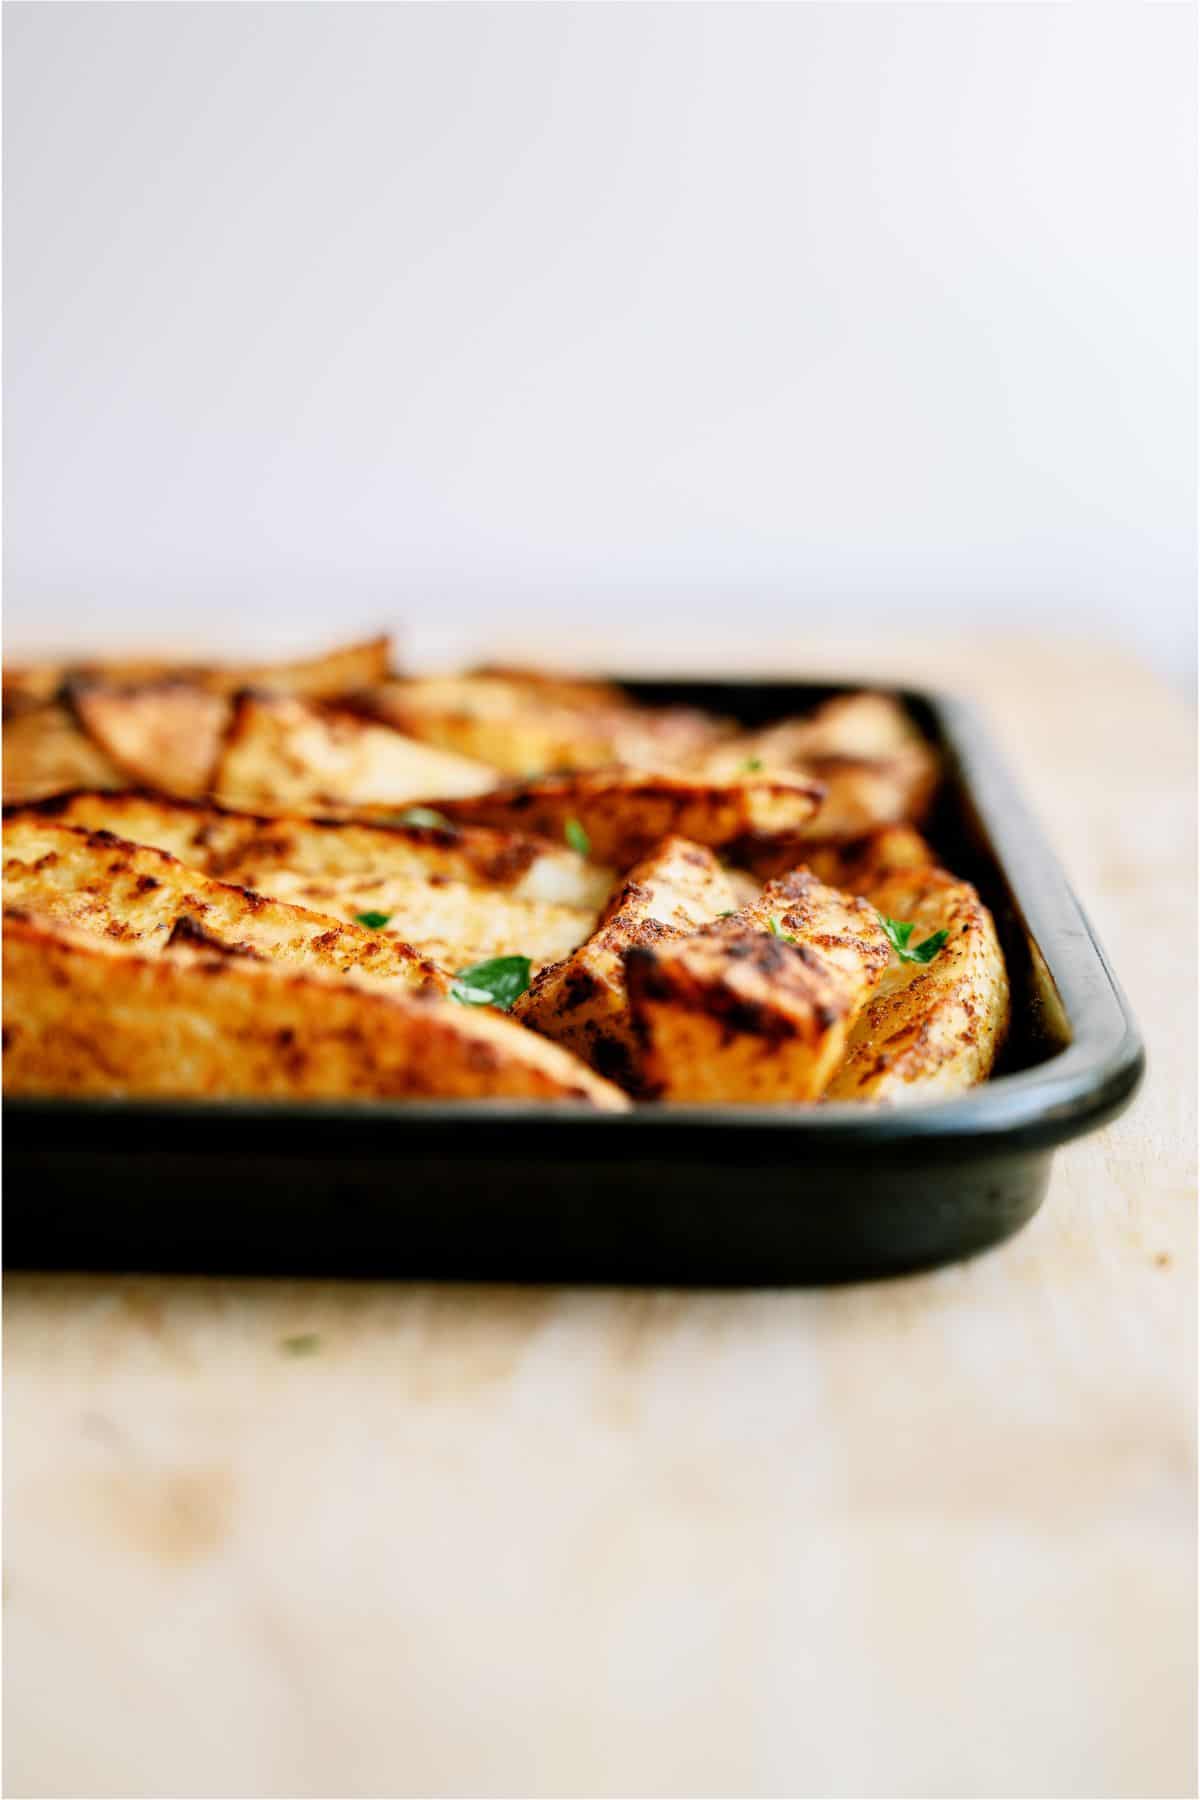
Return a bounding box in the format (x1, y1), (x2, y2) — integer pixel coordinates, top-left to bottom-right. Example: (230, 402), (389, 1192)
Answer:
(741, 756), (764, 774)
(355, 910), (392, 930)
(716, 910), (737, 918)
(281, 1333), (320, 1356)
(767, 916), (796, 943)
(911, 928), (949, 962)
(449, 953), (534, 1012)
(878, 913), (949, 965)
(396, 806), (453, 830)
(564, 817), (591, 858)
(448, 981), (495, 1007)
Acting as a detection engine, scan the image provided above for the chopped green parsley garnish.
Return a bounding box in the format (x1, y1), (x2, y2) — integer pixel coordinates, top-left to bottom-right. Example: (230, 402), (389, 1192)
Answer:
(355, 911), (391, 930)
(878, 913), (949, 964)
(281, 1333), (320, 1356)
(449, 953), (533, 1011)
(767, 916), (796, 943)
(564, 817), (591, 858)
(741, 756), (764, 773)
(396, 806), (452, 830)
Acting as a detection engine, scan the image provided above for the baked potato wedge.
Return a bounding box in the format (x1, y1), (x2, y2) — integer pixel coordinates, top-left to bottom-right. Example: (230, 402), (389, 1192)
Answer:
(825, 864), (1009, 1102)
(626, 868), (891, 1102)
(3, 634), (392, 715)
(737, 747), (939, 871)
(214, 693), (498, 811)
(467, 666), (632, 710)
(215, 634), (391, 699)
(2, 817), (447, 992)
(248, 867), (596, 975)
(3, 664), (68, 719)
(356, 676), (732, 776)
(5, 789), (282, 867)
(778, 691), (928, 762)
(693, 692), (939, 858)
(5, 658), (203, 719)
(432, 769), (825, 867)
(2, 911), (628, 1108)
(71, 680), (230, 796)
(513, 836), (739, 1087)
(9, 790), (613, 908)
(802, 825), (937, 893)
(692, 691), (926, 776)
(3, 702), (126, 803)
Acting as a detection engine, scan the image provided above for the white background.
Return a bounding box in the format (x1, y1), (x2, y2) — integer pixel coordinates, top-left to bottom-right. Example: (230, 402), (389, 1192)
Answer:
(4, 2), (1196, 683)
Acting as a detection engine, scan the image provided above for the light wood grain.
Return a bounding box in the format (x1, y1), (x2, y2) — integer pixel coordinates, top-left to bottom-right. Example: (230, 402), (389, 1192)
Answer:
(3, 636), (1194, 1799)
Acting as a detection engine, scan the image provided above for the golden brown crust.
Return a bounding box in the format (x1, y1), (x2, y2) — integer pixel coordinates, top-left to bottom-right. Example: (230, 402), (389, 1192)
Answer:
(2, 911), (629, 1107)
(432, 769), (825, 867)
(513, 836), (738, 1088)
(692, 692), (927, 774)
(7, 788), (612, 907)
(3, 664), (67, 719)
(626, 868), (892, 1102)
(2, 816), (448, 992)
(466, 666), (632, 710)
(216, 635), (392, 699)
(3, 634), (392, 713)
(213, 692), (498, 811)
(354, 677), (733, 777)
(71, 681), (230, 796)
(736, 746), (940, 871)
(4, 789), (253, 864)
(693, 692), (939, 858)
(824, 865), (1010, 1102)
(797, 825), (938, 894)
(246, 867), (595, 975)
(2, 702), (127, 804)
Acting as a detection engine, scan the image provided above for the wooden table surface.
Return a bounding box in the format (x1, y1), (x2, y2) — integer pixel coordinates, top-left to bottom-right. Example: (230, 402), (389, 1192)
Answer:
(4, 637), (1195, 1800)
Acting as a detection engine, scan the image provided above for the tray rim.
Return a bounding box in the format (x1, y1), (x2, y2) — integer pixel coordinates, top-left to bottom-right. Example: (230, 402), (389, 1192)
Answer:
(1, 675), (1145, 1156)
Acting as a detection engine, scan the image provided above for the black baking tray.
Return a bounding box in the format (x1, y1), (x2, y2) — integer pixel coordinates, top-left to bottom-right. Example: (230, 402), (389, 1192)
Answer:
(2, 678), (1144, 1285)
